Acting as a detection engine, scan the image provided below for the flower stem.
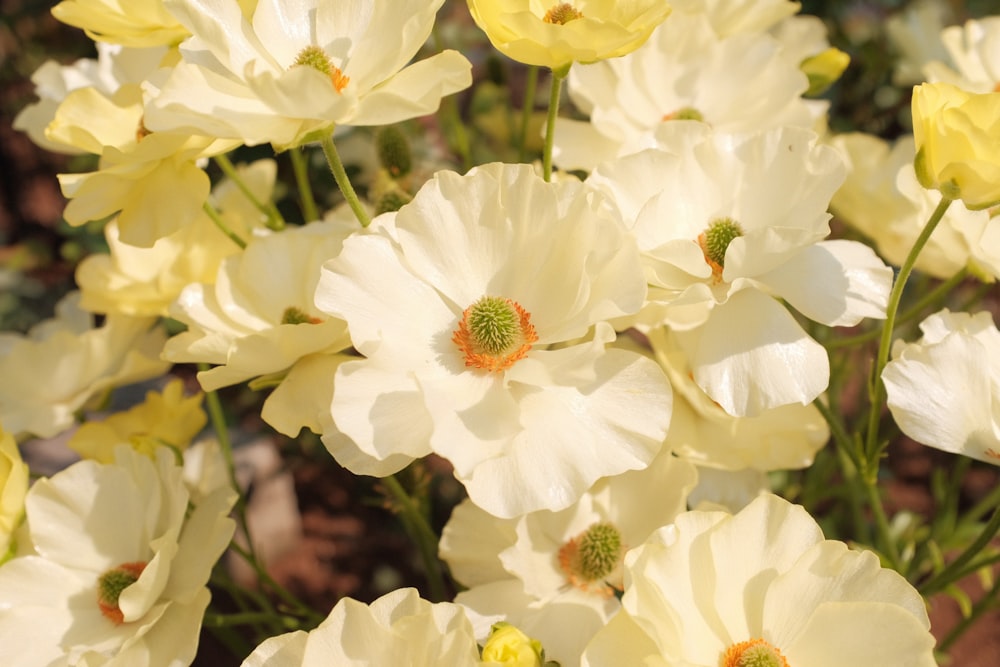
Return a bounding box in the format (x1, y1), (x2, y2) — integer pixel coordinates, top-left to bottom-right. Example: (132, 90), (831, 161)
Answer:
(382, 475), (446, 602)
(864, 196), (953, 462)
(290, 146), (319, 222)
(320, 131), (372, 227)
(939, 577), (1000, 653)
(213, 153), (285, 230)
(202, 202), (247, 250)
(518, 65), (539, 162)
(542, 66), (568, 182)
(921, 507), (1000, 595)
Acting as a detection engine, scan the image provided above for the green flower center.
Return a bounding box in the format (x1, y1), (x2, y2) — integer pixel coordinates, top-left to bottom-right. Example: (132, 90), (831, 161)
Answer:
(576, 523), (623, 581)
(558, 522), (624, 595)
(723, 639), (790, 667)
(700, 216), (744, 269)
(281, 306), (322, 325)
(544, 2), (583, 24)
(97, 561), (147, 625)
(466, 296), (522, 355)
(663, 106), (704, 122)
(291, 45), (349, 92)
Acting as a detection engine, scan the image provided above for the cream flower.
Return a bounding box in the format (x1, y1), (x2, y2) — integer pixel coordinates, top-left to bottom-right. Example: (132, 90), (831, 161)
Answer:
(0, 292), (169, 439)
(163, 220), (354, 435)
(668, 0), (800, 37)
(13, 43), (167, 154)
(441, 453), (697, 665)
(466, 0), (671, 71)
(0, 446), (236, 667)
(830, 132), (1000, 280)
(650, 327), (829, 471)
(145, 0), (472, 149)
(68, 378), (207, 463)
(588, 123), (892, 416)
(554, 11), (817, 170)
(886, 0), (953, 85)
(581, 494), (938, 667)
(883, 309), (1000, 465)
(912, 82), (1000, 210)
(316, 162), (671, 517)
(0, 425), (28, 563)
(76, 158), (276, 317)
(50, 82), (237, 247)
(241, 588), (481, 667)
(51, 0), (190, 47)
(923, 17), (1000, 92)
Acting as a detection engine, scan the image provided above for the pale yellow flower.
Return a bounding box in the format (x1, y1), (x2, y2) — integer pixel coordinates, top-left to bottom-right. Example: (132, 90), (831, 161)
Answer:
(68, 378), (207, 463)
(912, 82), (1000, 210)
(481, 623), (545, 667)
(0, 425), (29, 563)
(51, 0), (190, 47)
(467, 0), (672, 71)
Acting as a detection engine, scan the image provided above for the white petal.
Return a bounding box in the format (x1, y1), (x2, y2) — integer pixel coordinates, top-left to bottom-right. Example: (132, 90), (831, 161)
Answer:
(755, 240), (892, 326)
(678, 290), (830, 417)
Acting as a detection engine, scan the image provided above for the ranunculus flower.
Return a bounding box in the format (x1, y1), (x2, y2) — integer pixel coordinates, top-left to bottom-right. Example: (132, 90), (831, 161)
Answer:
(0, 425), (28, 563)
(466, 0), (671, 71)
(315, 162), (672, 517)
(145, 0), (472, 149)
(241, 588), (481, 666)
(0, 446), (236, 667)
(0, 292), (169, 439)
(912, 81), (1000, 210)
(51, 0), (190, 47)
(883, 309), (1000, 465)
(582, 494), (938, 667)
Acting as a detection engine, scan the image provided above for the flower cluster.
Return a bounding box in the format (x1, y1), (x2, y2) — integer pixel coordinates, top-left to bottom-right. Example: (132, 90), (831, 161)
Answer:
(2, 0), (999, 665)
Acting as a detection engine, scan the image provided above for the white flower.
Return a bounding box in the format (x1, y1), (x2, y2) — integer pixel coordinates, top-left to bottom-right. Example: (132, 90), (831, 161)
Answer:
(76, 158), (277, 317)
(0, 293), (169, 439)
(145, 0), (472, 148)
(441, 453), (697, 665)
(582, 494), (937, 667)
(649, 327), (829, 471)
(0, 446), (236, 667)
(315, 162), (671, 517)
(13, 43), (166, 154)
(886, 0), (954, 86)
(883, 309), (1000, 465)
(830, 132), (1000, 280)
(588, 123), (892, 416)
(923, 16), (1000, 92)
(668, 0), (800, 37)
(163, 220), (354, 436)
(554, 11), (816, 170)
(241, 588), (481, 666)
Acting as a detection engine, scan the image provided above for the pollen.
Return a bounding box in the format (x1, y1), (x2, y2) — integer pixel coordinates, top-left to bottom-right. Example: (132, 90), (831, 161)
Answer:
(722, 638), (791, 667)
(292, 45), (350, 93)
(557, 522), (624, 597)
(97, 561), (147, 625)
(452, 296), (538, 373)
(698, 216), (744, 283)
(544, 2), (583, 24)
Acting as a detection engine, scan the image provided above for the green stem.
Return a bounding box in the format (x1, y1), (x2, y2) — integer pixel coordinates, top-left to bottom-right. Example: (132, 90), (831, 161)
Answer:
(968, 477), (1000, 524)
(864, 196), (953, 461)
(542, 66), (568, 182)
(518, 66), (539, 162)
(229, 541), (326, 627)
(202, 202), (246, 250)
(827, 266), (968, 349)
(213, 153), (285, 230)
(921, 507), (1000, 595)
(939, 577), (1000, 653)
(320, 131), (372, 227)
(863, 474), (902, 569)
(814, 397), (862, 472)
(432, 22), (471, 170)
(290, 146), (319, 222)
(382, 475), (446, 602)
